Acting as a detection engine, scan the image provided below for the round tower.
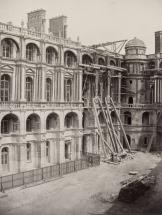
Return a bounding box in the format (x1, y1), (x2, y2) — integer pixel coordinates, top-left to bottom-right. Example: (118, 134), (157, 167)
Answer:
(125, 37), (146, 60)
(121, 37), (152, 151)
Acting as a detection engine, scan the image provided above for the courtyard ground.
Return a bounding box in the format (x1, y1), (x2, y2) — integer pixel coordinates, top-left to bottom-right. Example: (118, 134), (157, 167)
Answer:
(0, 152), (161, 215)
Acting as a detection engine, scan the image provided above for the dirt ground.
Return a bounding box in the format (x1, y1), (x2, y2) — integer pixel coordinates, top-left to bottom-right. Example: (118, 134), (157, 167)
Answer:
(0, 152), (161, 215)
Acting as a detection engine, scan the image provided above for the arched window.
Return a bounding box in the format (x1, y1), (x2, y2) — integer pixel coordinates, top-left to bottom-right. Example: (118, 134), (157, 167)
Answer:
(26, 77), (33, 102)
(46, 141), (50, 162)
(98, 58), (105, 65)
(26, 114), (40, 132)
(26, 143), (31, 161)
(1, 147), (9, 167)
(1, 114), (19, 134)
(46, 113), (59, 130)
(82, 54), (92, 65)
(64, 51), (77, 67)
(65, 112), (79, 129)
(124, 111), (132, 125)
(1, 38), (19, 59)
(142, 112), (150, 125)
(46, 47), (58, 64)
(1, 74), (10, 101)
(64, 79), (72, 102)
(46, 78), (52, 102)
(110, 60), (116, 66)
(26, 43), (40, 62)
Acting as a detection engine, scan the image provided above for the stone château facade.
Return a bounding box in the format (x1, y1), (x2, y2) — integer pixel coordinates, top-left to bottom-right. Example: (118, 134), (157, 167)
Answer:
(0, 9), (162, 176)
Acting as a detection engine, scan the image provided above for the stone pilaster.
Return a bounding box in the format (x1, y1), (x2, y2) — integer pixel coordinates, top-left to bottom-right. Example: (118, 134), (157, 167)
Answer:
(95, 70), (99, 96)
(41, 66), (46, 102)
(58, 138), (65, 163)
(78, 70), (83, 102)
(60, 68), (64, 102)
(118, 73), (121, 104)
(59, 45), (64, 66)
(20, 36), (25, 60)
(19, 64), (26, 102)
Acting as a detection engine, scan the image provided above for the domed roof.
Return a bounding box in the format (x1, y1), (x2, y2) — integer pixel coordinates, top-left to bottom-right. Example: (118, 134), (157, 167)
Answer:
(125, 37), (146, 48)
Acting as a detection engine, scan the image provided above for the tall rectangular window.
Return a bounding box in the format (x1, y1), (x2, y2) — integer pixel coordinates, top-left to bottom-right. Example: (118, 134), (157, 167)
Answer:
(26, 143), (31, 161)
(64, 79), (72, 102)
(46, 78), (52, 102)
(1, 147), (9, 171)
(46, 141), (50, 162)
(1, 75), (10, 101)
(26, 77), (33, 102)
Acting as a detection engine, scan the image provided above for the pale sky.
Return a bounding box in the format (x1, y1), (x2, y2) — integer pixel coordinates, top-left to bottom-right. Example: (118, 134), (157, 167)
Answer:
(0, 0), (162, 54)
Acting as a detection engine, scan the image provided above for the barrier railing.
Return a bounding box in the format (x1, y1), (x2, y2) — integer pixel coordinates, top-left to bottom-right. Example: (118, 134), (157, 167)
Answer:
(0, 22), (80, 48)
(0, 152), (100, 192)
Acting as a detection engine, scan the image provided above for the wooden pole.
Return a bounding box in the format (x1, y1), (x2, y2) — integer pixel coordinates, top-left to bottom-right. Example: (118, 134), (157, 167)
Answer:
(97, 97), (117, 153)
(93, 97), (114, 155)
(105, 104), (119, 153)
(105, 98), (124, 152)
(108, 96), (131, 152)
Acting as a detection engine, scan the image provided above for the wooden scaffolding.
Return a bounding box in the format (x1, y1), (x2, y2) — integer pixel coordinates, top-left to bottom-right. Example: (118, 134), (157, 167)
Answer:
(93, 96), (131, 161)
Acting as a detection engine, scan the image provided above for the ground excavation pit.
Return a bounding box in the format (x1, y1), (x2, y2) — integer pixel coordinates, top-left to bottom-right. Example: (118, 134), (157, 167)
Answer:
(0, 152), (161, 215)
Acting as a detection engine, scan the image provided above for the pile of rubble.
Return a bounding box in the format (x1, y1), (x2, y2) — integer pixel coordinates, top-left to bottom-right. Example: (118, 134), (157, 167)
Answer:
(118, 174), (156, 203)
(102, 151), (135, 164)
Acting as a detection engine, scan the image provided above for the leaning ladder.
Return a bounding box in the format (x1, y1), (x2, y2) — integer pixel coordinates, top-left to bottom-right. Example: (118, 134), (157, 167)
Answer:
(93, 97), (115, 159)
(93, 96), (128, 158)
(105, 98), (125, 154)
(107, 96), (131, 152)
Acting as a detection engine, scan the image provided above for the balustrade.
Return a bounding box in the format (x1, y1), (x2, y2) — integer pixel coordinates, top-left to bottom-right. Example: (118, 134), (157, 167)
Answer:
(0, 22), (80, 48)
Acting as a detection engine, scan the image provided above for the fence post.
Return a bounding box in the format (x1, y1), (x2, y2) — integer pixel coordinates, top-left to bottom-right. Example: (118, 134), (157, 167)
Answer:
(50, 166), (52, 178)
(12, 174), (14, 188)
(1, 182), (5, 193)
(59, 163), (62, 177)
(23, 172), (24, 185)
(33, 170), (34, 183)
(42, 168), (43, 180)
(74, 160), (76, 172)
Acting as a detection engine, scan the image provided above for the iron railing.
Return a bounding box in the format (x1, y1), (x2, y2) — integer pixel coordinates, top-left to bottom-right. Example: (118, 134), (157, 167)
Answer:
(0, 152), (100, 192)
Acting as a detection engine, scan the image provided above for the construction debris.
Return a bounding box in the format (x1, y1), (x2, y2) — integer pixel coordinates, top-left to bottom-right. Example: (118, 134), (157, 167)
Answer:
(129, 171), (138, 175)
(118, 174), (156, 203)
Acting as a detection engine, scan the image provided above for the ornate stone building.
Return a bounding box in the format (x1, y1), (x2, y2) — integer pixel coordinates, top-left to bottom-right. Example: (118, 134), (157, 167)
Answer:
(121, 37), (162, 151)
(0, 9), (162, 176)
